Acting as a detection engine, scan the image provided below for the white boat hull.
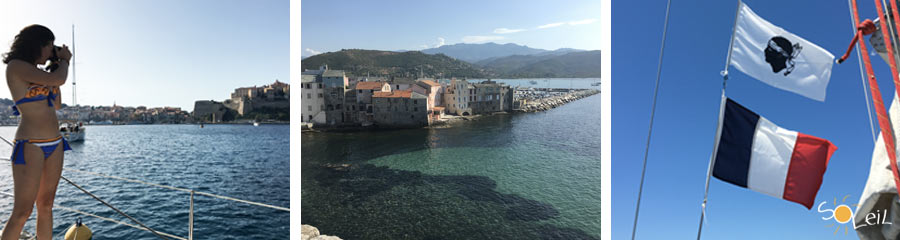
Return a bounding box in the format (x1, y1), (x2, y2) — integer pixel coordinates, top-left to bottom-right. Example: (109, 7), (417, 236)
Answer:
(63, 130), (85, 142)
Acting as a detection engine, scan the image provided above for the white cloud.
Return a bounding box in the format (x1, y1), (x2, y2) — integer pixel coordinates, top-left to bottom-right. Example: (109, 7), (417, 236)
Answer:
(537, 22), (565, 29)
(419, 37), (447, 50)
(568, 18), (598, 25)
(535, 19), (598, 30)
(304, 48), (322, 55)
(494, 28), (526, 34)
(461, 35), (505, 44)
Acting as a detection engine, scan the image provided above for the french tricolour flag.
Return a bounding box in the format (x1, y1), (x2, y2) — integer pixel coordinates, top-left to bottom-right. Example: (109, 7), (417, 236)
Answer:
(712, 97), (837, 209)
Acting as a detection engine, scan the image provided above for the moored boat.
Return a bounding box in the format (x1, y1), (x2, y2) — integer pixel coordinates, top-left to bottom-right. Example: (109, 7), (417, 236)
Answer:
(60, 121), (85, 142)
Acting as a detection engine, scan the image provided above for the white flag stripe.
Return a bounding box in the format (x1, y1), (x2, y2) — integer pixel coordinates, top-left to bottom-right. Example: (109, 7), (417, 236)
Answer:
(729, 1), (834, 101)
(747, 116), (797, 199)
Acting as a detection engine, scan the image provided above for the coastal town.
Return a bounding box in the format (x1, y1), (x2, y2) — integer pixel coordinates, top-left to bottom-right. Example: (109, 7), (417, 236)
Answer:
(301, 65), (599, 129)
(193, 80), (290, 123)
(0, 80), (290, 125)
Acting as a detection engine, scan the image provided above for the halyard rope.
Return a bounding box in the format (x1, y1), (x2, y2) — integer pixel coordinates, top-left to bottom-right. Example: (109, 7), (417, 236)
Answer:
(631, 0), (672, 239)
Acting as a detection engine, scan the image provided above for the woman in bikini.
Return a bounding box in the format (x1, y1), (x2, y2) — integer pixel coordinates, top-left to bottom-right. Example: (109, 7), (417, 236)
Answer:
(1, 24), (72, 240)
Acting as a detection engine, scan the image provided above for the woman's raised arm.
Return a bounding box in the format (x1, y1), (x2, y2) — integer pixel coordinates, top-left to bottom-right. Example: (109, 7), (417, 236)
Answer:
(7, 59), (68, 86)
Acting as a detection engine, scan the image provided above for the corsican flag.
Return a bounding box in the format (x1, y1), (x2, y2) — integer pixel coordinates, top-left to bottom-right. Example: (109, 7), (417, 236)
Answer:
(728, 1), (835, 101)
(712, 96), (836, 209)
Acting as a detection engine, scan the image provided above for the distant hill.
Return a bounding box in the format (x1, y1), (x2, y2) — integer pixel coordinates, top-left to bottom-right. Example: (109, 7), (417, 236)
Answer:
(475, 47), (585, 65)
(300, 49), (495, 78)
(478, 50), (601, 78)
(421, 43), (549, 63)
(301, 49), (600, 79)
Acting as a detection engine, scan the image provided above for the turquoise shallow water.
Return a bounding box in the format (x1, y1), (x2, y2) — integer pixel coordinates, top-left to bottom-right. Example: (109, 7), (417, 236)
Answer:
(302, 79), (600, 239)
(0, 124), (290, 239)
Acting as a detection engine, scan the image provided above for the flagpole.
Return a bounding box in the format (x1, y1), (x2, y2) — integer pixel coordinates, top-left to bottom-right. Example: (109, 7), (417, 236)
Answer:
(720, 0), (742, 84)
(698, 1), (741, 240)
(631, 0), (672, 239)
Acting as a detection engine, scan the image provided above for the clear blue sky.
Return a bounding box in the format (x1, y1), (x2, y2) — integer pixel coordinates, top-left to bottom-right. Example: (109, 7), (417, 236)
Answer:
(0, 0), (288, 111)
(614, 0), (895, 239)
(300, 0), (601, 56)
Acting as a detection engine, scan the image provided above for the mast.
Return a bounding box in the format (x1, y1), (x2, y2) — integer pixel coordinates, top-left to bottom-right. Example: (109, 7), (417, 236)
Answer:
(72, 24), (76, 107)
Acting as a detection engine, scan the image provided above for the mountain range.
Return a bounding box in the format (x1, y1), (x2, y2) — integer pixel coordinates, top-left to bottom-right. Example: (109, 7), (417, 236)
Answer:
(301, 43), (600, 78)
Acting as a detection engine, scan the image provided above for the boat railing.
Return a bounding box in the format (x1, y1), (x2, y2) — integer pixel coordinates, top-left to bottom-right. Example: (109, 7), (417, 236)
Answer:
(0, 149), (289, 240)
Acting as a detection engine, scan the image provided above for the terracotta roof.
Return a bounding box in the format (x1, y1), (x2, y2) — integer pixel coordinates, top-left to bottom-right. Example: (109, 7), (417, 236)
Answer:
(356, 81), (386, 90)
(432, 106), (445, 111)
(373, 90), (413, 98)
(417, 79), (441, 87)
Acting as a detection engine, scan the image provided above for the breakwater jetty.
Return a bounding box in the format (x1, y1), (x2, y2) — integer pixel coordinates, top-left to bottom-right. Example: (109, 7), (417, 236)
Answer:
(514, 88), (600, 112)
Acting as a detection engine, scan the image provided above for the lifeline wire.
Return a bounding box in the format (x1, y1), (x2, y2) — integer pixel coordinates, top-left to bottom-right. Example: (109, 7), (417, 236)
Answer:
(0, 136), (170, 240)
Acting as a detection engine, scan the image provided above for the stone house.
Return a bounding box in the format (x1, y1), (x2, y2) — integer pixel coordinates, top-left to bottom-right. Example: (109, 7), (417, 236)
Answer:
(373, 90), (428, 127)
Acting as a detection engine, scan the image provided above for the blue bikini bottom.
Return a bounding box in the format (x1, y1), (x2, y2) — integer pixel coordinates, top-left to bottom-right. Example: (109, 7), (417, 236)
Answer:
(11, 136), (72, 165)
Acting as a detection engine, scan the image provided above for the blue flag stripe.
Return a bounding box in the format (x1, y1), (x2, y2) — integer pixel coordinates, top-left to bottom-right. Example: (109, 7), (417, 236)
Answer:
(713, 98), (760, 188)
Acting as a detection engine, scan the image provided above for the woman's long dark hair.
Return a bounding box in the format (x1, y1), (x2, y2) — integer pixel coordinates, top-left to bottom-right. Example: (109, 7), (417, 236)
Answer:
(2, 24), (55, 64)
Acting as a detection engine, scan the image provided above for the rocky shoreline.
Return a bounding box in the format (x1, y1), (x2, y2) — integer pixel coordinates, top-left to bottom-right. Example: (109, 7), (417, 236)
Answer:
(301, 225), (342, 240)
(515, 89), (600, 112)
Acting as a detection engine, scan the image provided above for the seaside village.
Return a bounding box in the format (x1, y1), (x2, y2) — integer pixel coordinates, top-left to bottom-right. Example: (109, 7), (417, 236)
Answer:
(0, 80), (291, 125)
(301, 65), (598, 129)
(193, 80), (290, 122)
(301, 65), (516, 129)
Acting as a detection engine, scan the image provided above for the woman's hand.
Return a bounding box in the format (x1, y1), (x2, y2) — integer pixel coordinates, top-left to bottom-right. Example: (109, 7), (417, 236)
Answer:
(56, 45), (72, 61)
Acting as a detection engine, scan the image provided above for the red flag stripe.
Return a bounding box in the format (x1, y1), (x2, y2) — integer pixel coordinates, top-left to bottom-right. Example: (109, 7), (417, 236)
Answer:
(782, 133), (838, 209)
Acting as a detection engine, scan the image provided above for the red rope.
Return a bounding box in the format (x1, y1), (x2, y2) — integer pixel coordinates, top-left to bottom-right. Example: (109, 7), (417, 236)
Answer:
(849, 0), (900, 198)
(838, 19), (876, 64)
(872, 0), (900, 199)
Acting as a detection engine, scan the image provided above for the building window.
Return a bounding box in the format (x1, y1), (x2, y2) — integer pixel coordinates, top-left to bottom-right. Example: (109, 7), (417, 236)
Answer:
(306, 83), (311, 89)
(307, 93), (311, 99)
(318, 93), (323, 98)
(308, 106), (312, 111)
(358, 90), (362, 93)
(413, 100), (417, 104)
(318, 83), (323, 88)
(414, 107), (417, 112)
(411, 115), (414, 119)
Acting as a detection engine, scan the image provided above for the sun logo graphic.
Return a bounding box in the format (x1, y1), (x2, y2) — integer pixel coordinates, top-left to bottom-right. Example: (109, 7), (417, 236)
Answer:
(818, 195), (891, 235)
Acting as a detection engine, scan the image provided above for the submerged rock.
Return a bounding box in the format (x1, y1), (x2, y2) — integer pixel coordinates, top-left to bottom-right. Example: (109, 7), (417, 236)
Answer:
(301, 225), (342, 240)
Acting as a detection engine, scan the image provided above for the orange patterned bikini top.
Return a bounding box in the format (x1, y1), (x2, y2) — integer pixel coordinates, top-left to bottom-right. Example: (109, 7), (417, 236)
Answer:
(11, 84), (58, 116)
